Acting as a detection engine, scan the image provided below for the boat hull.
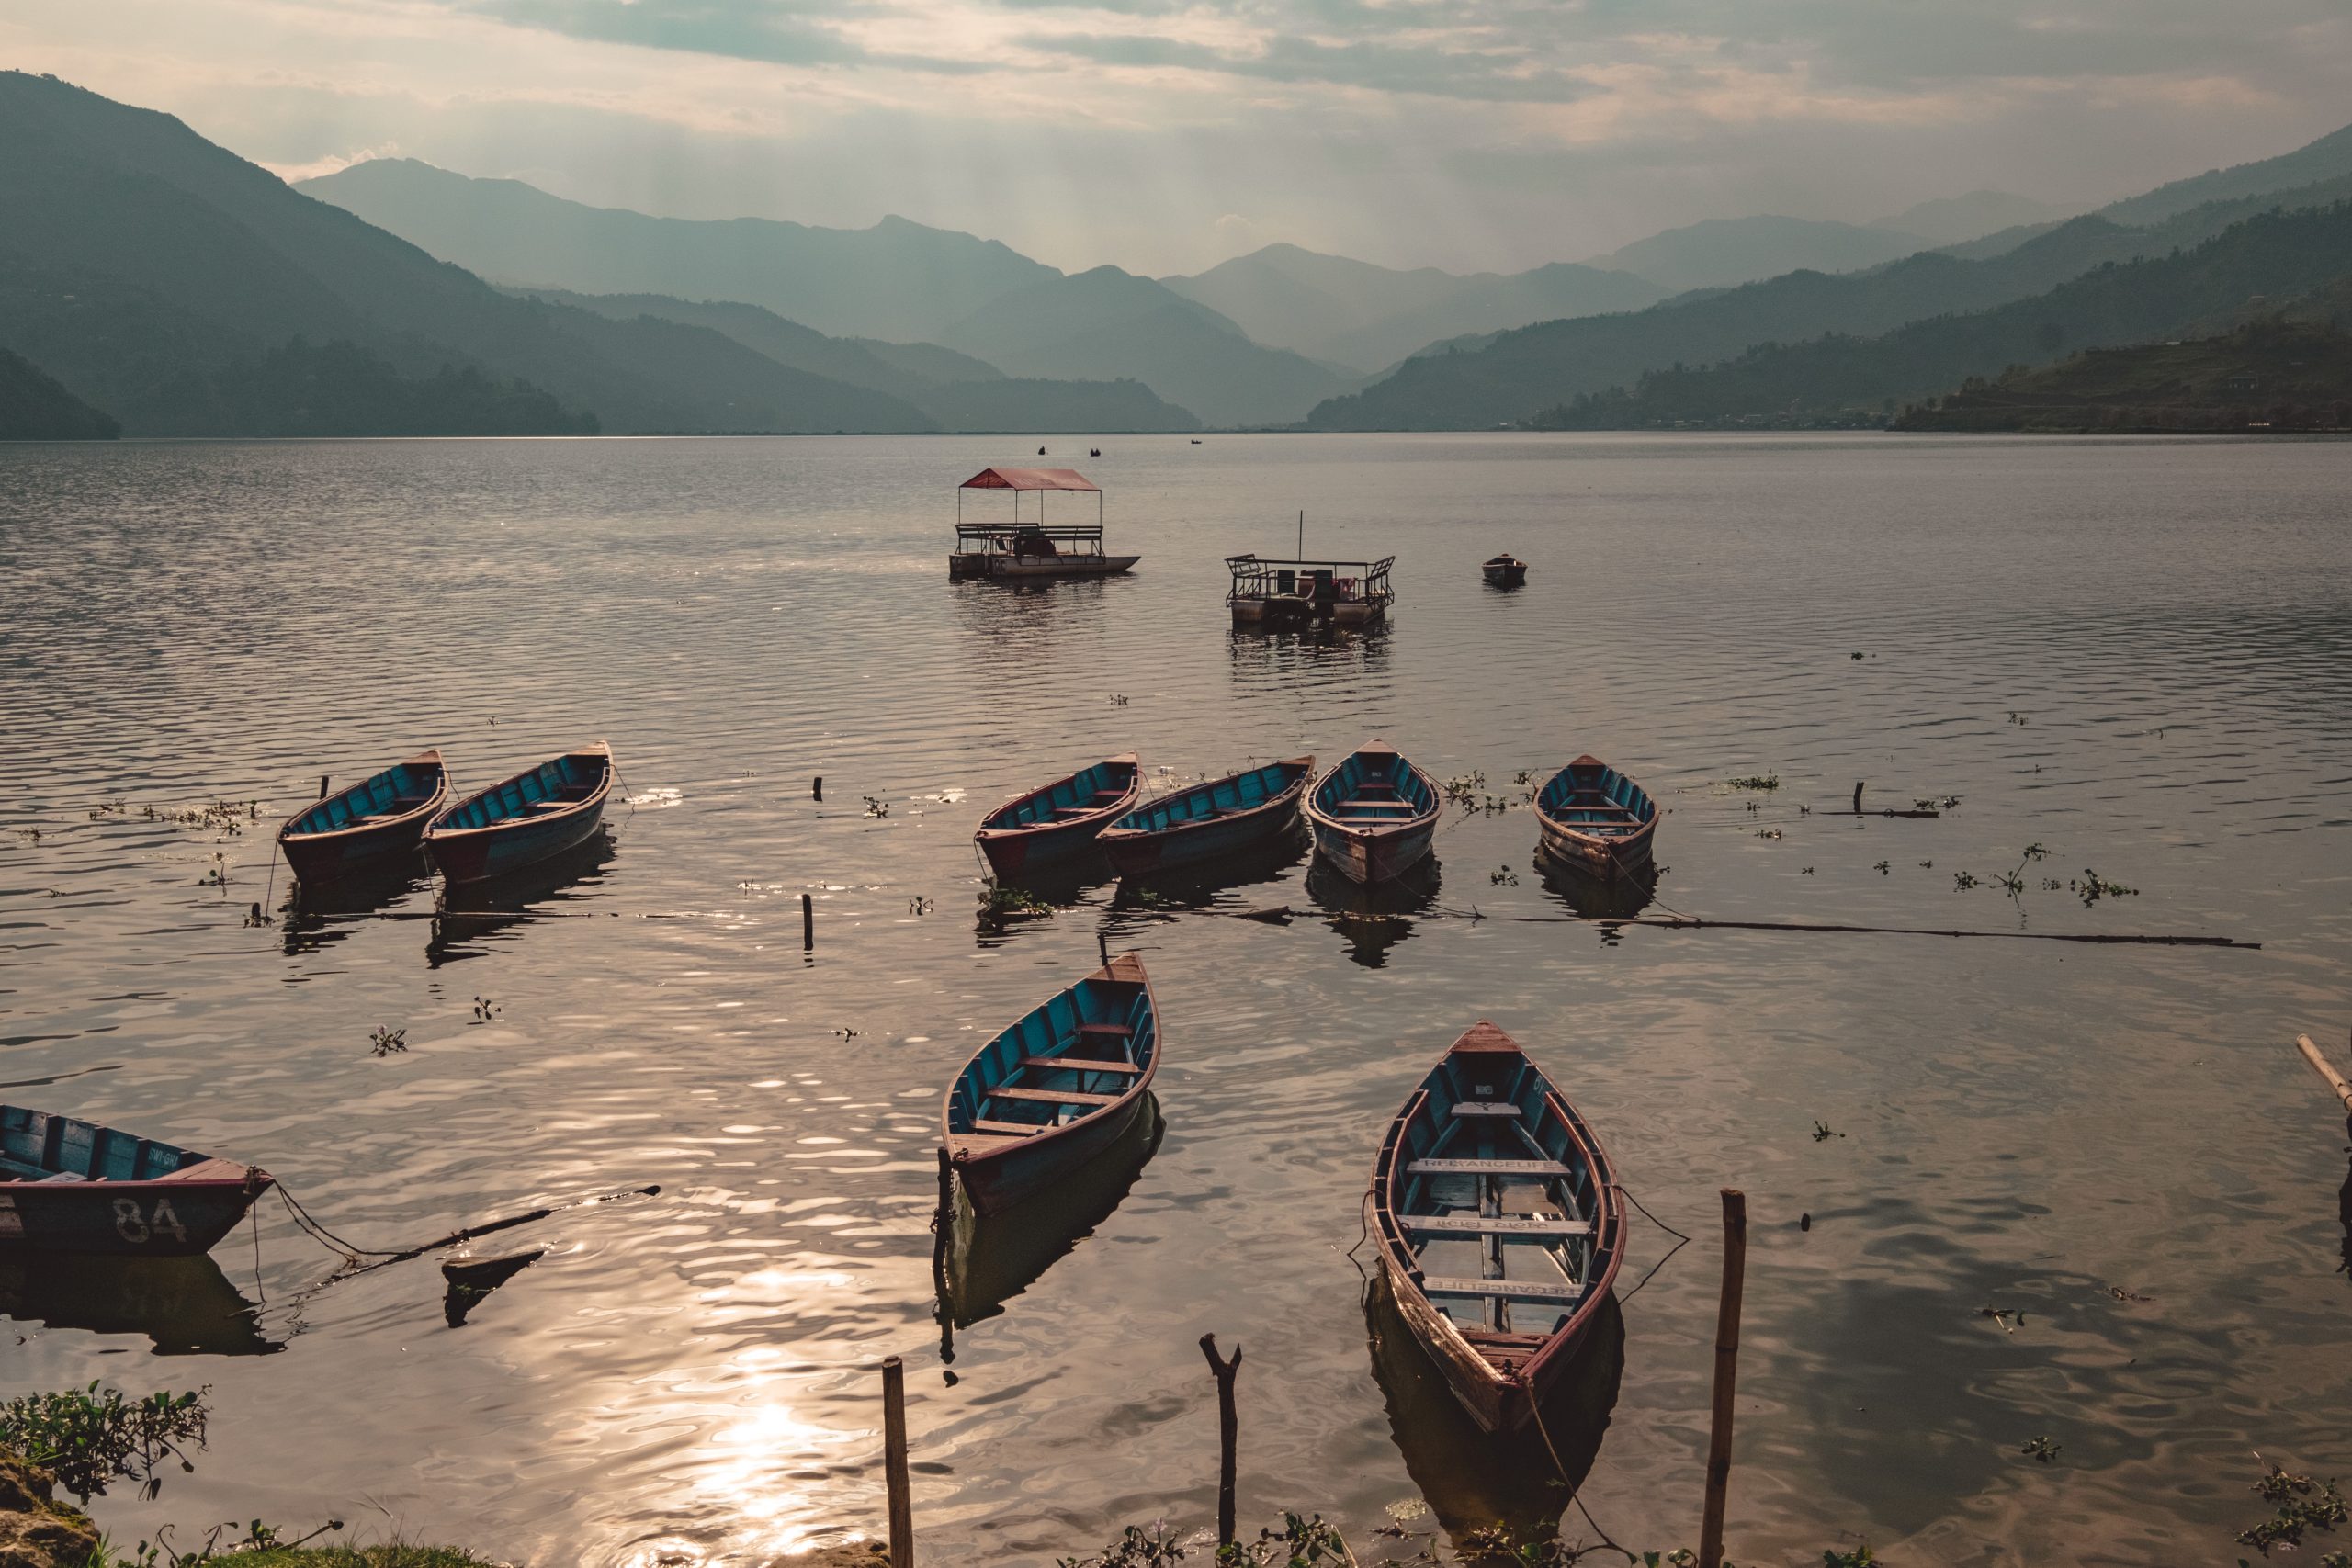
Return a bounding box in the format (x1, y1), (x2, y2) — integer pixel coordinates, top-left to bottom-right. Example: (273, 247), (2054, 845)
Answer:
(277, 750), (447, 884)
(1311, 817), (1437, 885)
(978, 813), (1113, 878)
(951, 554), (1138, 581)
(1100, 758), (1311, 876)
(1231, 598), (1385, 628)
(0, 1173), (273, 1258)
(1375, 1247), (1602, 1433)
(1482, 565), (1527, 588)
(957, 1089), (1148, 1215)
(976, 755), (1141, 879)
(429, 797), (607, 885)
(1532, 756), (1659, 883)
(1535, 818), (1656, 880)
(426, 743), (614, 886)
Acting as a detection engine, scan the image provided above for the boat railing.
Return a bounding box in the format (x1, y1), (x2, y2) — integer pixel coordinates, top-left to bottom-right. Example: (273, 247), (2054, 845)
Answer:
(956, 524), (1113, 556)
(1225, 554), (1396, 605)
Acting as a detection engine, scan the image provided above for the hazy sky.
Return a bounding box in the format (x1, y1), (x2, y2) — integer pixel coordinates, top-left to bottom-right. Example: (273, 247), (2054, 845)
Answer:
(10, 0), (2349, 275)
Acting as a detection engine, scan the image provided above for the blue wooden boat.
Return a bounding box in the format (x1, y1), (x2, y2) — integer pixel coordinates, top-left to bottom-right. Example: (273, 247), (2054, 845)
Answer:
(974, 753), (1141, 879)
(424, 740), (613, 886)
(1533, 755), (1658, 881)
(1372, 1021), (1623, 1434)
(942, 953), (1159, 1214)
(1305, 740), (1441, 885)
(276, 749), (448, 883)
(1098, 756), (1312, 876)
(0, 1106), (275, 1258)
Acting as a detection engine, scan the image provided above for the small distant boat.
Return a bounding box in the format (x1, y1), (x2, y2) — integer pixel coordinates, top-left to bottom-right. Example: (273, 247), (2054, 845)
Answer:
(975, 753), (1141, 878)
(0, 1106), (275, 1257)
(1371, 1021), (1623, 1433)
(1482, 554), (1529, 588)
(1099, 757), (1313, 875)
(942, 953), (1160, 1214)
(424, 740), (614, 886)
(1306, 740), (1441, 885)
(277, 749), (448, 882)
(1533, 756), (1658, 881)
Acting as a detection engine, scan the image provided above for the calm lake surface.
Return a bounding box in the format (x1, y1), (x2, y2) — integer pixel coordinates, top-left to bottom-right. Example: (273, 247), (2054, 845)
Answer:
(3, 433), (2348, 1567)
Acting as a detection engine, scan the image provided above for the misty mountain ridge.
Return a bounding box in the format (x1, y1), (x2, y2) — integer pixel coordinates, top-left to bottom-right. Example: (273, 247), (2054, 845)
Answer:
(1577, 215), (1932, 294)
(1871, 189), (2073, 245)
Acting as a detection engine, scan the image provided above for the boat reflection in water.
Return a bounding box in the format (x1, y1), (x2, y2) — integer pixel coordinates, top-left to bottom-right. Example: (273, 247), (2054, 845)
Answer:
(1305, 856), (1441, 970)
(1535, 849), (1657, 925)
(1110, 825), (1307, 911)
(1364, 1274), (1623, 1544)
(934, 1093), (1163, 1359)
(278, 855), (434, 956)
(0, 1252), (278, 1357)
(427, 829), (616, 966)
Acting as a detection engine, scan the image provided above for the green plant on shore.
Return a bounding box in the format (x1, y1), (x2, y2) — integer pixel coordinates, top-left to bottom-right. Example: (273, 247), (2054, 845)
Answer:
(0, 1382), (209, 1501)
(1057, 1521), (1189, 1568)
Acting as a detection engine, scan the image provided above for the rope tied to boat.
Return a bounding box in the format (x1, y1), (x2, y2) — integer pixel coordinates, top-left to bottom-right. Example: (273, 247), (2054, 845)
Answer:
(1611, 1181), (1691, 1304)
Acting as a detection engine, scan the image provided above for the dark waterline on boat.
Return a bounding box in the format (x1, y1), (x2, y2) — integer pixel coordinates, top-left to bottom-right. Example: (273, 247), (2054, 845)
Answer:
(1, 432), (2348, 1566)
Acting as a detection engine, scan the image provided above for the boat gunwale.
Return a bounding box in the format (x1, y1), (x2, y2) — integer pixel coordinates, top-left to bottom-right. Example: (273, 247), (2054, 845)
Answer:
(940, 953), (1159, 1178)
(424, 740), (614, 846)
(1369, 1025), (1625, 1424)
(1097, 756), (1313, 851)
(1303, 744), (1442, 845)
(973, 753), (1143, 847)
(276, 748), (449, 849)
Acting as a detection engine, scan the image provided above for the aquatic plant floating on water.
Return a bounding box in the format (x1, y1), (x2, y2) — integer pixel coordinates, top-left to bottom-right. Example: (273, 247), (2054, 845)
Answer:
(1728, 773), (1780, 791)
(0, 1382), (211, 1502)
(2019, 1435), (2061, 1462)
(368, 1025), (408, 1057)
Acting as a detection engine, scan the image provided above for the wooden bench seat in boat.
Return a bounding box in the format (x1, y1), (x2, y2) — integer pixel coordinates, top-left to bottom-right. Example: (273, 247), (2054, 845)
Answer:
(988, 1085), (1123, 1107)
(972, 1119), (1046, 1136)
(1074, 1022), (1132, 1041)
(1419, 1275), (1586, 1302)
(1451, 1103), (1521, 1118)
(1408, 1157), (1573, 1177)
(1019, 1055), (1141, 1077)
(1403, 1214), (1593, 1236)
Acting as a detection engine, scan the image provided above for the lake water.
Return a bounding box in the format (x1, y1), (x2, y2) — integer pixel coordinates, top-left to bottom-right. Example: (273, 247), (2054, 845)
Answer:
(3, 433), (2348, 1567)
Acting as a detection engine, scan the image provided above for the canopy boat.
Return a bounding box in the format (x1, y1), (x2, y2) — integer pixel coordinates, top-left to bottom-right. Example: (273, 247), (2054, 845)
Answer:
(942, 953), (1160, 1214)
(1306, 740), (1441, 885)
(1371, 1021), (1623, 1433)
(277, 749), (448, 882)
(0, 1106), (275, 1258)
(1482, 554), (1529, 588)
(1533, 756), (1658, 880)
(975, 753), (1141, 878)
(949, 468), (1137, 581)
(1227, 554), (1394, 629)
(1099, 757), (1313, 875)
(424, 740), (614, 886)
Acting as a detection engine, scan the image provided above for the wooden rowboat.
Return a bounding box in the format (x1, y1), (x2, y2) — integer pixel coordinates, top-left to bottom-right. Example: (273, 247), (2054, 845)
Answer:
(1533, 755), (1657, 881)
(1306, 740), (1441, 886)
(942, 953), (1159, 1215)
(424, 740), (614, 886)
(1099, 757), (1312, 876)
(1, 1106), (275, 1258)
(1482, 555), (1529, 588)
(277, 749), (448, 882)
(1371, 1021), (1623, 1433)
(974, 753), (1141, 879)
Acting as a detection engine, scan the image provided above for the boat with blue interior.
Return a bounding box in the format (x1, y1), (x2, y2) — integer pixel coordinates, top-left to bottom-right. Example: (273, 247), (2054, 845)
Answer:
(1371, 1021), (1623, 1433)
(1098, 756), (1312, 876)
(424, 740), (614, 886)
(1532, 755), (1658, 880)
(974, 753), (1141, 878)
(948, 468), (1137, 581)
(1306, 740), (1441, 885)
(277, 749), (448, 883)
(1226, 554), (1394, 628)
(1, 1106), (275, 1258)
(942, 953), (1160, 1213)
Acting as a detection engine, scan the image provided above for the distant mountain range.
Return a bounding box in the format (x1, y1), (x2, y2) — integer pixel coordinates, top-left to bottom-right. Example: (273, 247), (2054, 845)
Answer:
(0, 342), (117, 438)
(1579, 216), (1930, 295)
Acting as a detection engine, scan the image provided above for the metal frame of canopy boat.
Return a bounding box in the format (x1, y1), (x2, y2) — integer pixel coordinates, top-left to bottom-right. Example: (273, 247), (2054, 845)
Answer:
(948, 466), (1138, 581)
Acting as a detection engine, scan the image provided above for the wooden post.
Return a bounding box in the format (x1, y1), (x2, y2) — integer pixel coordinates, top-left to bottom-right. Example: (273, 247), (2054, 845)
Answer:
(802, 893), (815, 952)
(882, 1355), (914, 1568)
(318, 774), (331, 801)
(2297, 1034), (2352, 1110)
(1851, 781), (1863, 814)
(1098, 932), (1110, 968)
(1199, 1334), (1241, 1549)
(813, 775), (823, 802)
(1699, 1189), (1747, 1568)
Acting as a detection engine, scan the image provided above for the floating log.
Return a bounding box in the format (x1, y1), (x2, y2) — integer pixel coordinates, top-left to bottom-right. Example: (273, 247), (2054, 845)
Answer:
(2297, 1034), (2352, 1110)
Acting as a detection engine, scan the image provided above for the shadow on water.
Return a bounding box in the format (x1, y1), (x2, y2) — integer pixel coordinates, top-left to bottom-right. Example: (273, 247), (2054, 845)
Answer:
(1306, 855), (1441, 969)
(934, 1094), (1163, 1361)
(1534, 850), (1657, 926)
(278, 856), (434, 956)
(1108, 826), (1309, 911)
(426, 829), (616, 967)
(0, 1253), (278, 1357)
(974, 852), (1118, 947)
(1364, 1275), (1623, 1546)
(1225, 621), (1394, 690)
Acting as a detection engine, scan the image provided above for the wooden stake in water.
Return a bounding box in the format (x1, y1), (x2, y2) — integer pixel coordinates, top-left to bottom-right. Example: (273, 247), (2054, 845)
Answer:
(814, 775), (824, 802)
(883, 1356), (914, 1568)
(1699, 1189), (1747, 1568)
(1200, 1334), (1242, 1548)
(802, 893), (815, 952)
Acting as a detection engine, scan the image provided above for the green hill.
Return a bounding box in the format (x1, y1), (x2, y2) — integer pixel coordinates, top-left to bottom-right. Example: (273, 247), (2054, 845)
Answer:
(0, 343), (118, 438)
(1529, 206), (2352, 430)
(0, 72), (936, 434)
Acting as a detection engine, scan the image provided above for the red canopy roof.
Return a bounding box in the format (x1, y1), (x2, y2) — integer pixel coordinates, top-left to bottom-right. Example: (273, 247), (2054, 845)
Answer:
(959, 467), (1100, 492)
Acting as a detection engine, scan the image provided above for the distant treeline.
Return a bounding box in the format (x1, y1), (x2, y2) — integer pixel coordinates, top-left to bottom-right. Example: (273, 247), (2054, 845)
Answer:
(134, 336), (597, 437)
(0, 344), (118, 438)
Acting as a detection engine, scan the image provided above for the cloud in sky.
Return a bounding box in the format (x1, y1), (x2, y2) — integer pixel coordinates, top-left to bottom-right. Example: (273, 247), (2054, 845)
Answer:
(7, 0), (2349, 275)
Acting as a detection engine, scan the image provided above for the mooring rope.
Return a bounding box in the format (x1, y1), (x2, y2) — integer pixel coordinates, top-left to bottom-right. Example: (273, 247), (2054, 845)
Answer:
(1611, 1182), (1692, 1304)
